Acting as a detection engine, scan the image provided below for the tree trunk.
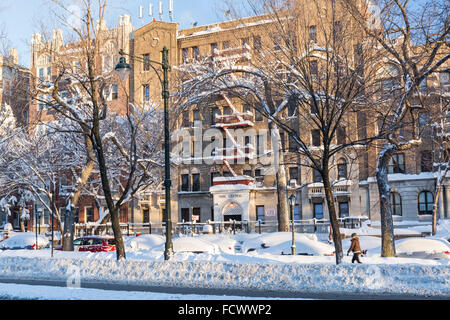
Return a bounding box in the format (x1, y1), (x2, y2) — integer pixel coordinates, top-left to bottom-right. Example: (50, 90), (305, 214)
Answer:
(270, 125), (289, 232)
(322, 166), (343, 265)
(110, 207), (126, 260)
(276, 168), (290, 232)
(376, 149), (396, 257)
(92, 131), (126, 260)
(20, 220), (25, 233)
(432, 185), (441, 236)
(62, 207), (74, 251)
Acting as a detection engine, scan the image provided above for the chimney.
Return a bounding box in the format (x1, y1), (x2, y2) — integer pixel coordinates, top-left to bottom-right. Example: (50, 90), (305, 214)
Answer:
(9, 48), (18, 65)
(52, 29), (63, 49)
(96, 18), (107, 31)
(119, 14), (132, 26)
(31, 33), (42, 48)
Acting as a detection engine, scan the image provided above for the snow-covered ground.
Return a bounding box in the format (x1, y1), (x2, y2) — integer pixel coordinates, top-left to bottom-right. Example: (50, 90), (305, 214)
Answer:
(0, 220), (449, 299)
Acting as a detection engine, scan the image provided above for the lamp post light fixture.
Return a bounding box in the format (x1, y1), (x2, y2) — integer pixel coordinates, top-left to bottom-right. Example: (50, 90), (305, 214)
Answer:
(115, 47), (174, 261)
(115, 57), (131, 81)
(289, 194), (296, 255)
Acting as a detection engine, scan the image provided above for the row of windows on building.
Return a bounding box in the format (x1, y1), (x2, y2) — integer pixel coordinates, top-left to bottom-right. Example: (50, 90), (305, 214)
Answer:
(179, 170), (275, 191)
(178, 160), (351, 192)
(178, 133), (349, 164)
(182, 105), (264, 127)
(180, 137), (435, 176)
(178, 205), (302, 223)
(390, 191), (435, 216)
(388, 152), (434, 174)
(180, 167), (301, 191)
(180, 36), (261, 64)
(239, 189), (436, 222)
(311, 201), (350, 220)
(174, 161), (346, 186)
(7, 206), (129, 226)
(179, 22), (329, 65)
(178, 201), (345, 223)
(0, 206), (103, 228)
(312, 158), (349, 182)
(38, 84), (119, 110)
(308, 192), (435, 219)
(37, 54), (119, 80)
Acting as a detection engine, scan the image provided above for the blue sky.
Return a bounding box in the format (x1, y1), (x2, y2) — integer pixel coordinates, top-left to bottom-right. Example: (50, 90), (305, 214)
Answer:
(0, 0), (238, 67)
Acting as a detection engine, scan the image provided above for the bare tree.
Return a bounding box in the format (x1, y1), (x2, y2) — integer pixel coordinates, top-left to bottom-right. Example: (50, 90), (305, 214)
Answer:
(429, 94), (450, 235)
(32, 0), (165, 260)
(343, 0), (450, 256)
(175, 0), (384, 264)
(0, 125), (82, 235)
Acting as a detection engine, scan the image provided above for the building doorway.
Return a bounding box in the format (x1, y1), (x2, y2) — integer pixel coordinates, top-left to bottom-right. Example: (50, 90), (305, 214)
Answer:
(222, 202), (243, 221)
(224, 215), (242, 222)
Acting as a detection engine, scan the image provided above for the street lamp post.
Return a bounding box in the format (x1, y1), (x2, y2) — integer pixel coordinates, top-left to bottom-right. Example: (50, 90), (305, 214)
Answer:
(51, 204), (54, 258)
(35, 210), (38, 250)
(115, 47), (173, 260)
(36, 208), (42, 250)
(289, 195), (296, 255)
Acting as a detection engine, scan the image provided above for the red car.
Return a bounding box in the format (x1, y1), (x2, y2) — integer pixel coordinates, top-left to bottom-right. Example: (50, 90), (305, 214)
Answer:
(55, 236), (116, 252)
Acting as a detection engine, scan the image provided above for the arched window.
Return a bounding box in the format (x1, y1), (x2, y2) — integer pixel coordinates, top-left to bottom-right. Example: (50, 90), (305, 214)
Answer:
(390, 192), (402, 216)
(337, 158), (348, 179)
(418, 191), (434, 215)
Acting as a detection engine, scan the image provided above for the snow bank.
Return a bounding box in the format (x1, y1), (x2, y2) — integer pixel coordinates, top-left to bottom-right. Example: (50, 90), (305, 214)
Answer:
(0, 255), (448, 297)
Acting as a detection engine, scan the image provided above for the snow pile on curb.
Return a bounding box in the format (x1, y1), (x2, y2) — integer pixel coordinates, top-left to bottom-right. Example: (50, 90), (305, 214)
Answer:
(0, 256), (448, 297)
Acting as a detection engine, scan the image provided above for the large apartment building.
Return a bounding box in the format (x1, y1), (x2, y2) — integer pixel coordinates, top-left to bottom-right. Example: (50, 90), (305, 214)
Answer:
(23, 1), (450, 232)
(131, 3), (449, 226)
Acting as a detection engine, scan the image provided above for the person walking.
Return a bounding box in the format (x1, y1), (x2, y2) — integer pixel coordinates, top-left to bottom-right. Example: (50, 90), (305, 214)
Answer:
(347, 233), (363, 263)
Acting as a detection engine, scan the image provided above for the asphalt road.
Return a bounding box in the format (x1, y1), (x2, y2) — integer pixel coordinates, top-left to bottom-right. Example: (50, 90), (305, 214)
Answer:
(0, 277), (447, 300)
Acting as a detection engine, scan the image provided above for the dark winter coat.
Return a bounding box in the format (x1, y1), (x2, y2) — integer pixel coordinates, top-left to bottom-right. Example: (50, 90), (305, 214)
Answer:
(347, 236), (362, 254)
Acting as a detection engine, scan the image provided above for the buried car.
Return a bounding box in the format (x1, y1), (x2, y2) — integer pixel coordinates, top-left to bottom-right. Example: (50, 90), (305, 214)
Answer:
(395, 238), (450, 260)
(241, 232), (335, 256)
(0, 232), (49, 250)
(55, 236), (116, 252)
(125, 234), (165, 251)
(154, 236), (219, 254)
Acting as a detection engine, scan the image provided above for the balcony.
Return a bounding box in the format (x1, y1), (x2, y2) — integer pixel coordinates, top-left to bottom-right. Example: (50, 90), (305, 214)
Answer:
(212, 45), (252, 65)
(212, 175), (254, 187)
(308, 183), (325, 199)
(213, 144), (255, 161)
(307, 180), (352, 199)
(213, 111), (255, 128)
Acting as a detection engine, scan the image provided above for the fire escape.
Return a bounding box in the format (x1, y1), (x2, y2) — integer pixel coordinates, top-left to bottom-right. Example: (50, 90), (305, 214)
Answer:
(210, 44), (255, 187)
